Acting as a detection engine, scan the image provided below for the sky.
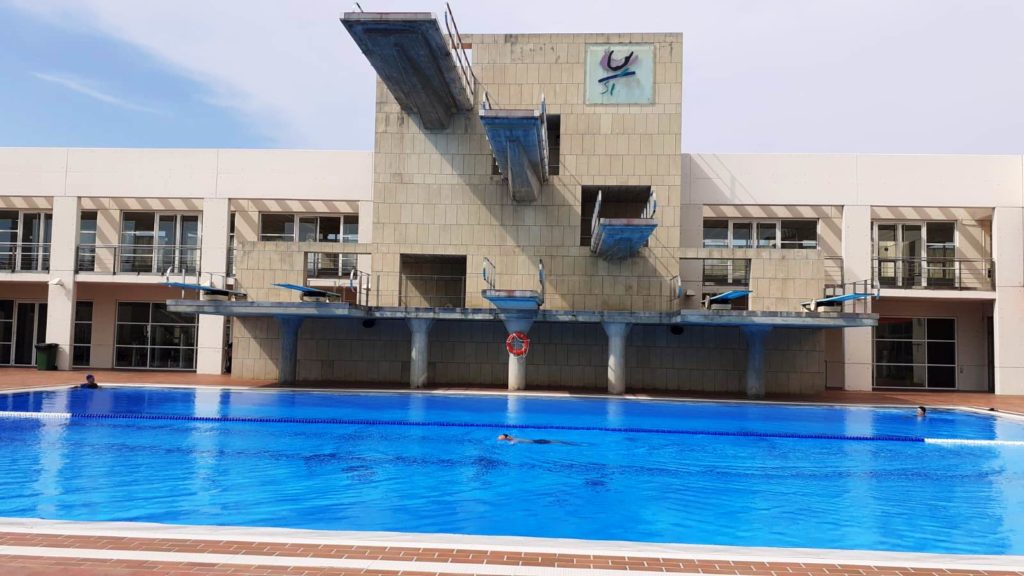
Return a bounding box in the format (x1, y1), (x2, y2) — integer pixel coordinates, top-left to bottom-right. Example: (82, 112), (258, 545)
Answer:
(1, 0), (1023, 153)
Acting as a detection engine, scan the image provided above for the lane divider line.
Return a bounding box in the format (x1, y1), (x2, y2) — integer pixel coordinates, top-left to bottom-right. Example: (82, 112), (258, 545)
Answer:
(2, 410), (1023, 446)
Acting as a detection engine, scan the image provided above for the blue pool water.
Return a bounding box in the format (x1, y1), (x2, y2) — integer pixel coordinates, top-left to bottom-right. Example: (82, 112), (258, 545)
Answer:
(1, 387), (1023, 555)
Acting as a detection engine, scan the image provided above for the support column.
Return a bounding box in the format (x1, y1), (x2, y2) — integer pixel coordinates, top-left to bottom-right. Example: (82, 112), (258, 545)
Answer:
(196, 198), (231, 374)
(602, 321), (632, 394)
(841, 205), (873, 391)
(45, 197), (79, 370)
(277, 317), (304, 386)
(502, 314), (536, 391)
(407, 318), (433, 389)
(993, 207), (1024, 394)
(742, 326), (772, 399)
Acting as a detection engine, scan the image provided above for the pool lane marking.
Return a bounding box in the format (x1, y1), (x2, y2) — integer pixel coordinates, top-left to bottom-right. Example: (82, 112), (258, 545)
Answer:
(0, 545), (686, 576)
(4, 410), (1024, 446)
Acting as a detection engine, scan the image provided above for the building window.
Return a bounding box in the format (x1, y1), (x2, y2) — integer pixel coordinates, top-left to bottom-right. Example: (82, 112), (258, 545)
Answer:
(115, 302), (197, 370)
(874, 317), (956, 389)
(0, 300), (12, 365)
(0, 211), (52, 272)
(73, 301), (93, 367)
(874, 221), (959, 289)
(259, 214), (358, 243)
(78, 211), (98, 272)
(120, 212), (200, 274)
(547, 114), (560, 175)
(702, 219), (818, 250)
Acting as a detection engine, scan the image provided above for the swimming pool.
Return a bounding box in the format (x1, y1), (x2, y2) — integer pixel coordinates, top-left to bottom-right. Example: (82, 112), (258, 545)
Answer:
(1, 387), (1023, 555)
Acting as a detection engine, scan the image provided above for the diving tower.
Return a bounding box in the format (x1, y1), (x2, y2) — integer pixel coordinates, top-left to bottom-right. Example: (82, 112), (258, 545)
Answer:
(479, 95), (550, 203)
(341, 9), (475, 130)
(590, 188), (658, 260)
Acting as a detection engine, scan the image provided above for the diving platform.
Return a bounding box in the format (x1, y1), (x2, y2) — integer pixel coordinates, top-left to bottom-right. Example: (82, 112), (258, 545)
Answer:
(705, 289), (752, 310)
(480, 257), (545, 312)
(590, 188), (658, 261)
(803, 279), (879, 312)
(479, 96), (549, 202)
(341, 11), (474, 130)
(163, 282), (246, 301)
(273, 282), (345, 302)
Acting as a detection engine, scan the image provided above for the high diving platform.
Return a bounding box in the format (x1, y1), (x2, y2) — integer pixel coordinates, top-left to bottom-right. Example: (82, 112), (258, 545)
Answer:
(590, 188), (658, 261)
(341, 9), (475, 130)
(479, 96), (550, 203)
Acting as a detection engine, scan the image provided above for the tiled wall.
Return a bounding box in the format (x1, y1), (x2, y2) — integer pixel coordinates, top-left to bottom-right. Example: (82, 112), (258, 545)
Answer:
(678, 247), (828, 312)
(231, 316), (825, 394)
(370, 33), (683, 312)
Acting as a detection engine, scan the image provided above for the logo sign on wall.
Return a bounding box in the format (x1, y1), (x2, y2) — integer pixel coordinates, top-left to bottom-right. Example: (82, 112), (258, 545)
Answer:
(585, 43), (655, 105)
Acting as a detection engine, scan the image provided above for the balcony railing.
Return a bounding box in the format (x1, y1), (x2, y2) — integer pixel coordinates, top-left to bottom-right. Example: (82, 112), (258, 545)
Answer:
(76, 244), (200, 275)
(872, 258), (994, 291)
(0, 242), (50, 272)
(305, 252), (359, 279)
(701, 258), (751, 287)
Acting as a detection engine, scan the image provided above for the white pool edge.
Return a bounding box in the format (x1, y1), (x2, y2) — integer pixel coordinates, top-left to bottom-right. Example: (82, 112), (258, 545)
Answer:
(0, 517), (1021, 571)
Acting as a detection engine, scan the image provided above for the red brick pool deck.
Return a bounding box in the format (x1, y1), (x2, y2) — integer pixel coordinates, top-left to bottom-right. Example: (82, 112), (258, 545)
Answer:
(2, 367), (1023, 575)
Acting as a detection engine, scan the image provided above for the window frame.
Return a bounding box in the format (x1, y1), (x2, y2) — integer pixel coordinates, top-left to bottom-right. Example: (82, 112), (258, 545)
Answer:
(259, 213), (359, 243)
(873, 316), (957, 390)
(702, 218), (818, 250)
(114, 301), (198, 371)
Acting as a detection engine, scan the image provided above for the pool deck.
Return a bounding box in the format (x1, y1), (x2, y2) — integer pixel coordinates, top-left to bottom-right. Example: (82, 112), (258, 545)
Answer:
(2, 367), (1024, 575)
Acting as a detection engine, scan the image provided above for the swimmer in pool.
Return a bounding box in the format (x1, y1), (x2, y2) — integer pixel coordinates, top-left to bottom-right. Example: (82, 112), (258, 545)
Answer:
(497, 433), (572, 445)
(916, 406), (927, 418)
(77, 374), (99, 389)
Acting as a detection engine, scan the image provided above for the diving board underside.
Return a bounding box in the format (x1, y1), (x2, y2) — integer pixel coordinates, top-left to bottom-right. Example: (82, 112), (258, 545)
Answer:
(591, 218), (658, 261)
(341, 12), (472, 130)
(166, 300), (877, 329)
(479, 111), (547, 202)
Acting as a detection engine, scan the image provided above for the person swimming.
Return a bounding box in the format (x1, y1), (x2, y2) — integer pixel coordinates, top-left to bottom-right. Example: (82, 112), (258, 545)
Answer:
(78, 374), (99, 389)
(916, 406), (927, 418)
(497, 433), (572, 445)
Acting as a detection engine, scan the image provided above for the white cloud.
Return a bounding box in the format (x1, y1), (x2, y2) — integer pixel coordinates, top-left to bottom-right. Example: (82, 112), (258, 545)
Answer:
(32, 71), (165, 114)
(8, 0), (1024, 152)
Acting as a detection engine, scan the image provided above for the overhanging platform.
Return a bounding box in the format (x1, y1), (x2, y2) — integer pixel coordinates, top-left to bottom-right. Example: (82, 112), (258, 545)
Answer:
(341, 12), (473, 130)
(167, 299), (876, 329)
(591, 218), (658, 261)
(482, 289), (544, 311)
(479, 105), (548, 202)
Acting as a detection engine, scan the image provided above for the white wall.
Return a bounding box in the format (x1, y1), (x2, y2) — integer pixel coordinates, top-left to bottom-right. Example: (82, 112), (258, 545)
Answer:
(0, 148), (373, 201)
(685, 154), (1024, 208)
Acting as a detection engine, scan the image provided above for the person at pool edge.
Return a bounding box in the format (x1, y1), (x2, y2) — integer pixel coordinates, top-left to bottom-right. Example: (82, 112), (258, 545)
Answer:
(78, 374), (99, 389)
(917, 406), (926, 418)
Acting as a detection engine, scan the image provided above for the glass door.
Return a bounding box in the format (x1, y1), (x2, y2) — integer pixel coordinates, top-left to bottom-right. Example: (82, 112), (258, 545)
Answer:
(13, 302), (46, 365)
(875, 223), (923, 288)
(756, 222), (779, 248)
(121, 212), (156, 273)
(156, 214), (178, 274)
(19, 213), (51, 271)
(180, 215), (200, 273)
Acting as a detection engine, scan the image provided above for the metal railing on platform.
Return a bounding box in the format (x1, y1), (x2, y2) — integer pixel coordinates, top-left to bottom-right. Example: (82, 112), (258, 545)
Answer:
(872, 257), (994, 291)
(76, 244), (200, 275)
(0, 242), (50, 272)
(305, 252), (359, 279)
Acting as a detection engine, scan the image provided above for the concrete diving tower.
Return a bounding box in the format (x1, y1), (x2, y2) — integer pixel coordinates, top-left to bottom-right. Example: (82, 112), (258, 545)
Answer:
(479, 96), (550, 203)
(590, 188), (658, 261)
(341, 11), (474, 130)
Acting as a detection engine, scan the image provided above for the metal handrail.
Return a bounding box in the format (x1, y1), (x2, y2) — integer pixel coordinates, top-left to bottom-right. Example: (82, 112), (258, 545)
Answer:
(304, 251), (360, 279)
(348, 269), (372, 307)
(871, 257), (994, 290)
(0, 242), (51, 272)
(641, 188), (657, 219)
(482, 257), (496, 289)
(443, 2), (477, 102)
(589, 190), (603, 252)
(76, 244), (200, 275)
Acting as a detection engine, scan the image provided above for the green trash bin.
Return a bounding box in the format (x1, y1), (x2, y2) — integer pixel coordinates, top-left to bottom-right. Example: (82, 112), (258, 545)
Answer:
(35, 343), (58, 370)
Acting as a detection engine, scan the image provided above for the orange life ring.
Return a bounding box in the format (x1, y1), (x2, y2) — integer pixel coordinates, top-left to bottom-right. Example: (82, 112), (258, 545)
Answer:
(505, 331), (530, 357)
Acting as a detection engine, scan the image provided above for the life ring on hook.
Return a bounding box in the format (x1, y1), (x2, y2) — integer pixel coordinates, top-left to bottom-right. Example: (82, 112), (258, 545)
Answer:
(505, 331), (530, 357)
